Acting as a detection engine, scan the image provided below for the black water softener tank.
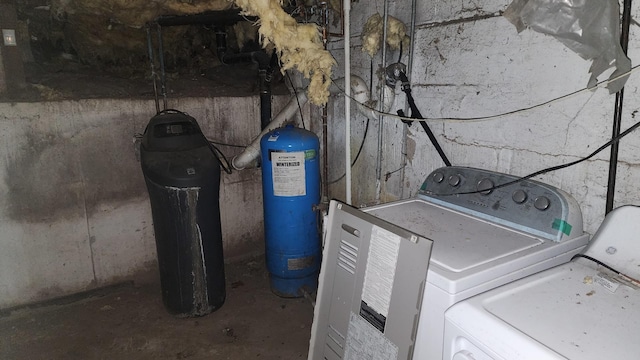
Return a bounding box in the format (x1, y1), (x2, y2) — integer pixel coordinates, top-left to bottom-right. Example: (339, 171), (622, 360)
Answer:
(140, 110), (225, 317)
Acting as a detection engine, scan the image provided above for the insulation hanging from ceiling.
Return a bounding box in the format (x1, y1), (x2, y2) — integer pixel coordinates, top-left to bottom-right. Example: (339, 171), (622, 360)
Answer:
(361, 13), (410, 58)
(233, 0), (336, 106)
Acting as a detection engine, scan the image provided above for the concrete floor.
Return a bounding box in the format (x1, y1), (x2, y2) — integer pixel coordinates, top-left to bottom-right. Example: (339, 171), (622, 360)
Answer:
(0, 258), (314, 360)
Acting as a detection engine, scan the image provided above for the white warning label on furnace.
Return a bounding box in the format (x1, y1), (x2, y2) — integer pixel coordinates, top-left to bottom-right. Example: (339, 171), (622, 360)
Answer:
(361, 225), (401, 319)
(272, 151), (306, 197)
(344, 311), (398, 360)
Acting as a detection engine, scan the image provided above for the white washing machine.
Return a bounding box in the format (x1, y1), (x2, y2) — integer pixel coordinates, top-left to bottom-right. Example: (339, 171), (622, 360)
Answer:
(309, 166), (589, 360)
(443, 205), (640, 360)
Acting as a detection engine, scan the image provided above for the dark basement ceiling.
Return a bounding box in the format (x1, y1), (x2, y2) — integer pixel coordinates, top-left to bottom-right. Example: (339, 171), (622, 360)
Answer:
(8, 0), (290, 101)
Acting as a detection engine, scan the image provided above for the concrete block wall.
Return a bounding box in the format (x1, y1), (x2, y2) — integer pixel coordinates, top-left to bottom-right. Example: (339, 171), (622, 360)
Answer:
(0, 96), (289, 309)
(324, 0), (640, 236)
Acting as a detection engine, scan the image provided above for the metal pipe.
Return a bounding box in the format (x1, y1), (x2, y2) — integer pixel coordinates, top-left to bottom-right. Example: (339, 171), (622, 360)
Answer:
(155, 9), (252, 27)
(344, 0), (352, 204)
(145, 25), (160, 114)
(375, 0), (390, 204)
(400, 0), (419, 198)
(259, 69), (272, 129)
(156, 24), (168, 110)
(215, 27), (272, 130)
(321, 2), (330, 203)
(259, 52), (278, 130)
(605, 0), (633, 214)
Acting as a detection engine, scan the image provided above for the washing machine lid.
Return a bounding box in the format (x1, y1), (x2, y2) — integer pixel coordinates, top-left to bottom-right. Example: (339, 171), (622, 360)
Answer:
(364, 199), (579, 293)
(447, 261), (640, 360)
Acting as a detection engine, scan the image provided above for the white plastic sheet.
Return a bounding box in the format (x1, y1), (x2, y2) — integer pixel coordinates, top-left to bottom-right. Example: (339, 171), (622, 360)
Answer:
(504, 0), (631, 93)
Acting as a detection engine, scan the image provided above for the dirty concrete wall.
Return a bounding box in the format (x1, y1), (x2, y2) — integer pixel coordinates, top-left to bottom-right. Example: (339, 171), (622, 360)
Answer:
(326, 0), (640, 236)
(326, 1), (409, 205)
(0, 96), (288, 309)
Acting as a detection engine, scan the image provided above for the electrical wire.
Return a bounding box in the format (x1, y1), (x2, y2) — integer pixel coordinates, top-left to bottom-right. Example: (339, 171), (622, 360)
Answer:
(328, 59), (374, 185)
(426, 116), (640, 196)
(208, 140), (246, 148)
(328, 118), (370, 184)
(286, 70), (306, 129)
(571, 254), (621, 274)
(153, 109), (234, 174)
(321, 54), (640, 190)
(571, 253), (640, 286)
(330, 63), (640, 123)
(208, 141), (233, 174)
(324, 63), (640, 191)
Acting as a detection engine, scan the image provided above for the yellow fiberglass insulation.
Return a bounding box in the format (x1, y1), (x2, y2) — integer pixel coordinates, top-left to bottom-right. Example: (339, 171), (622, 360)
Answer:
(233, 0), (336, 106)
(361, 13), (410, 58)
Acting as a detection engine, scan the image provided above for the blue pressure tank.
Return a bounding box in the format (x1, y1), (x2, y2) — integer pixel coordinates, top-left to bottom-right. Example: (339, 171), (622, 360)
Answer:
(260, 125), (321, 297)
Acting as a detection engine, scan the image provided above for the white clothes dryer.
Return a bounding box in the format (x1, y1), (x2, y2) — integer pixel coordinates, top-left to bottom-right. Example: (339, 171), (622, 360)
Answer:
(443, 205), (640, 360)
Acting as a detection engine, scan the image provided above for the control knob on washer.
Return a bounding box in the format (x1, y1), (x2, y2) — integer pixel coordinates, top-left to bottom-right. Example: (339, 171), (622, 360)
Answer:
(448, 174), (462, 187)
(477, 178), (494, 195)
(512, 189), (528, 204)
(432, 172), (445, 183)
(534, 196), (551, 211)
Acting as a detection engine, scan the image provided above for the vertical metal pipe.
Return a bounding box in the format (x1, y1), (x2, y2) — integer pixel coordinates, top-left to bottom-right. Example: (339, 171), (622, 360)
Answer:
(344, 0), (352, 204)
(375, 0), (390, 204)
(259, 70), (272, 130)
(321, 2), (330, 203)
(145, 25), (160, 114)
(400, 0), (418, 199)
(605, 0), (633, 214)
(156, 24), (168, 110)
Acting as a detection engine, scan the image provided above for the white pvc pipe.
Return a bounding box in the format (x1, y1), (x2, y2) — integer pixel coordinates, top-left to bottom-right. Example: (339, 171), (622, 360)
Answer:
(231, 92), (308, 170)
(344, 0), (351, 205)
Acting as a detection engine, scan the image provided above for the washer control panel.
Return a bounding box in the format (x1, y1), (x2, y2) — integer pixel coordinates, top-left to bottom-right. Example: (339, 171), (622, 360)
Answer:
(418, 166), (583, 241)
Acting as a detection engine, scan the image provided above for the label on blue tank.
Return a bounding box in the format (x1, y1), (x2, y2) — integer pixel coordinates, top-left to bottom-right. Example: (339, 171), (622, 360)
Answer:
(272, 151), (306, 196)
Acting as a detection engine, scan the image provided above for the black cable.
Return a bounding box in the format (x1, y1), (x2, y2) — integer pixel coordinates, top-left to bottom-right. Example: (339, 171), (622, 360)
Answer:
(154, 109), (233, 174)
(208, 141), (233, 174)
(399, 72), (452, 166)
(571, 254), (621, 274)
(434, 117), (640, 196)
(286, 70), (306, 130)
(328, 118), (370, 184)
(328, 59), (373, 185)
(208, 140), (246, 148)
(330, 64), (640, 123)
